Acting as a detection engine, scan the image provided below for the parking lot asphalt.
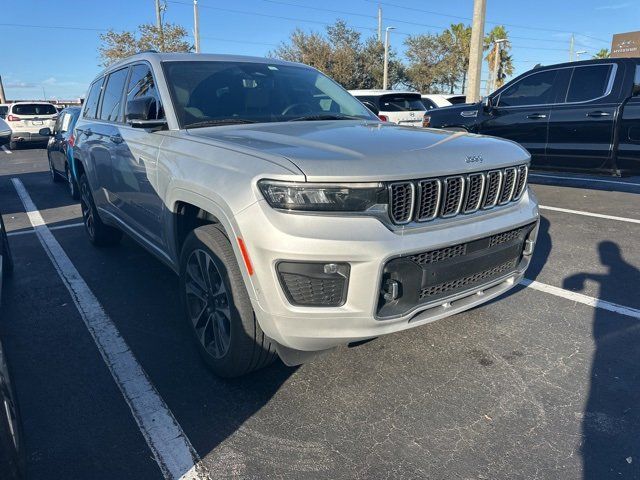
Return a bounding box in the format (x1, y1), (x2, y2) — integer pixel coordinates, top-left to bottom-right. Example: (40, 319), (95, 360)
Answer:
(0, 145), (639, 480)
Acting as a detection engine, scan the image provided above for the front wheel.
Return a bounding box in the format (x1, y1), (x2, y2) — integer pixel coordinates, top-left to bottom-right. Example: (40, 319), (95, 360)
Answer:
(79, 174), (122, 247)
(179, 224), (277, 377)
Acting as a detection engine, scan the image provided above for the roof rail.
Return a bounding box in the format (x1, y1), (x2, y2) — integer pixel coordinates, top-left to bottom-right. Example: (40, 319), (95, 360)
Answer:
(138, 49), (159, 54)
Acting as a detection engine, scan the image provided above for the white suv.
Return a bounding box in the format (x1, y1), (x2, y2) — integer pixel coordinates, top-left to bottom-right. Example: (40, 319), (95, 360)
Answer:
(74, 53), (539, 377)
(349, 90), (427, 126)
(5, 102), (58, 149)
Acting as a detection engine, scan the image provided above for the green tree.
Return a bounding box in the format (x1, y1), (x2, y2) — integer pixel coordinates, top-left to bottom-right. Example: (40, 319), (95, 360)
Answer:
(404, 23), (471, 94)
(270, 20), (405, 89)
(98, 23), (192, 67)
(484, 25), (514, 91)
(593, 48), (610, 59)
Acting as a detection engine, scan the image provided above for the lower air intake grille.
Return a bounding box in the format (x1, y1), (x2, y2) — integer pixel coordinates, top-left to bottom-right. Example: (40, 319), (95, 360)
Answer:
(410, 243), (467, 265)
(419, 259), (517, 300)
(280, 273), (345, 306)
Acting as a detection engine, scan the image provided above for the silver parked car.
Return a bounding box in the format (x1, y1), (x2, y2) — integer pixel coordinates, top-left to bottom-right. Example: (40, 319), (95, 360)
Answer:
(73, 52), (539, 377)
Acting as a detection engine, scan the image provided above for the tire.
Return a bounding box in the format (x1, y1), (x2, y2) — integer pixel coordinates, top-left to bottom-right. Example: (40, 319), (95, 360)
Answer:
(78, 174), (122, 247)
(1, 219), (13, 277)
(65, 162), (80, 200)
(8, 141), (17, 151)
(179, 224), (277, 377)
(49, 155), (62, 183)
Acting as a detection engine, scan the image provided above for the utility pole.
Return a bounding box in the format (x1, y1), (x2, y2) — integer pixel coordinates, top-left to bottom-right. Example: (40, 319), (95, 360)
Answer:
(569, 33), (574, 62)
(466, 0), (487, 103)
(377, 4), (382, 43)
(155, 0), (165, 51)
(383, 26), (395, 90)
(193, 0), (200, 53)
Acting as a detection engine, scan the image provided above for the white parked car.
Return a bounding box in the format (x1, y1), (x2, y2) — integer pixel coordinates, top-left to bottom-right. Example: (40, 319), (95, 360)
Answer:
(5, 102), (58, 149)
(349, 90), (427, 127)
(421, 94), (468, 110)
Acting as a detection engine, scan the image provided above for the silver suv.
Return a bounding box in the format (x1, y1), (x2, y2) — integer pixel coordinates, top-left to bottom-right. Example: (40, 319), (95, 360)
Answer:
(73, 52), (539, 377)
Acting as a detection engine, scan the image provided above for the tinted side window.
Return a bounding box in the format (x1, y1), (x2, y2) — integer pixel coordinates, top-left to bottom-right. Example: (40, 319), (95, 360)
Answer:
(83, 79), (103, 119)
(422, 98), (437, 110)
(498, 69), (558, 107)
(99, 68), (129, 122)
(380, 94), (425, 112)
(566, 65), (612, 103)
(125, 64), (164, 120)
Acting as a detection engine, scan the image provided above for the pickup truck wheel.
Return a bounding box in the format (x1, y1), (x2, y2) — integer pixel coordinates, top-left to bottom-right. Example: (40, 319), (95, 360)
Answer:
(79, 174), (122, 247)
(180, 225), (277, 377)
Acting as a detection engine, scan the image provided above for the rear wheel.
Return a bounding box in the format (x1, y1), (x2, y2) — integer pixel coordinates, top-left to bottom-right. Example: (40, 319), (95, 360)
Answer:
(65, 162), (79, 200)
(179, 224), (277, 377)
(79, 174), (122, 247)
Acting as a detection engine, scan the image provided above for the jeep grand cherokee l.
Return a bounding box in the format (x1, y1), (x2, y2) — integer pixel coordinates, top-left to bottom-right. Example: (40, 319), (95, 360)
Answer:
(73, 52), (539, 377)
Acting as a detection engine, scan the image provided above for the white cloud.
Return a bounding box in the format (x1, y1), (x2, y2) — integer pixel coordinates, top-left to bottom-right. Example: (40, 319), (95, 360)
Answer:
(595, 2), (633, 10)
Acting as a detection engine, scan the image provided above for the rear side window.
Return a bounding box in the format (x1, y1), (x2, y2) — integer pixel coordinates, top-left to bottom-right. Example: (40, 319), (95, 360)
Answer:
(566, 65), (612, 103)
(99, 68), (129, 122)
(83, 79), (103, 119)
(13, 103), (57, 115)
(380, 94), (425, 112)
(125, 64), (164, 120)
(422, 98), (438, 110)
(498, 69), (558, 107)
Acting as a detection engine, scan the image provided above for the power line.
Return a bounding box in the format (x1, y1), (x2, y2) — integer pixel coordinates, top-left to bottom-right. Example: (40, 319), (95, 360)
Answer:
(363, 0), (610, 44)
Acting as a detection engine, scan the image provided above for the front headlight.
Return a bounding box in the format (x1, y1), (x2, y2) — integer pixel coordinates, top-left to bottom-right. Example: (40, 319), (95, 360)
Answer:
(258, 180), (388, 212)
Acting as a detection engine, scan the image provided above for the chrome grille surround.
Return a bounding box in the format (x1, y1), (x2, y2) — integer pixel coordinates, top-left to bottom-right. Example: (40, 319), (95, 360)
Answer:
(440, 176), (465, 218)
(388, 182), (415, 225)
(386, 165), (528, 225)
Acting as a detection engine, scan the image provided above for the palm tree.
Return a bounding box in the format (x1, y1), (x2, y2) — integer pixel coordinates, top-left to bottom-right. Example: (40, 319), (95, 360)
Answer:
(483, 25), (514, 92)
(593, 48), (610, 59)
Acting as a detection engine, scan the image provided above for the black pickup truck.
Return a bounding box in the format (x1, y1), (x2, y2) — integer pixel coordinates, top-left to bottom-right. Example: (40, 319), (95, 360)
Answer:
(425, 58), (640, 175)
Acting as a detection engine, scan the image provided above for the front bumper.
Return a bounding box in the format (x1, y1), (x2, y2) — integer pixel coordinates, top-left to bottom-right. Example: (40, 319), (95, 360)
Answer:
(235, 189), (539, 351)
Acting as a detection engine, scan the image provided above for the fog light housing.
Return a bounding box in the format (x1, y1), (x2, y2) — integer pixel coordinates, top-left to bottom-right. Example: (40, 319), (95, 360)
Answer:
(277, 262), (350, 307)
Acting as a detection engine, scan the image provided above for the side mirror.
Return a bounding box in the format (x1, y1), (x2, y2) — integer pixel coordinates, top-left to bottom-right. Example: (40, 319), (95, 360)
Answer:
(39, 127), (53, 136)
(361, 100), (379, 116)
(481, 96), (492, 111)
(126, 97), (167, 129)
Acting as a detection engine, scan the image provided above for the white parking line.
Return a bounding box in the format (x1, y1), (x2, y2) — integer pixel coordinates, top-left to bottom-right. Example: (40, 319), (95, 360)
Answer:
(530, 172), (640, 188)
(7, 221), (84, 237)
(539, 205), (640, 225)
(522, 279), (640, 320)
(1, 145), (11, 154)
(10, 178), (204, 480)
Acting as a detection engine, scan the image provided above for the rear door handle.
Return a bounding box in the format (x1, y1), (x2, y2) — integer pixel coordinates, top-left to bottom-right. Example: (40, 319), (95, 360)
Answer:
(586, 111), (611, 117)
(109, 134), (123, 144)
(526, 113), (547, 119)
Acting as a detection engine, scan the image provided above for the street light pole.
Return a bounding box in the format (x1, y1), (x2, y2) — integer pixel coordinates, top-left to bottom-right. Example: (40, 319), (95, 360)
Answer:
(377, 4), (382, 43)
(193, 0), (200, 53)
(383, 26), (395, 90)
(155, 0), (165, 51)
(466, 0), (487, 103)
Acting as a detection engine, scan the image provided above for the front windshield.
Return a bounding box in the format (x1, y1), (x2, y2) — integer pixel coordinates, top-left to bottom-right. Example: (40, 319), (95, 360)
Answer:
(163, 61), (377, 128)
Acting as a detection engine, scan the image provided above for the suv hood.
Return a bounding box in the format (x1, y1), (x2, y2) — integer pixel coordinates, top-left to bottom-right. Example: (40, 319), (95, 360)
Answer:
(187, 120), (529, 182)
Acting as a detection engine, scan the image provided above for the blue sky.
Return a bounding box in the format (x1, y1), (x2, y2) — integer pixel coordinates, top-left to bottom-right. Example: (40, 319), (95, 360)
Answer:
(2, 0), (639, 100)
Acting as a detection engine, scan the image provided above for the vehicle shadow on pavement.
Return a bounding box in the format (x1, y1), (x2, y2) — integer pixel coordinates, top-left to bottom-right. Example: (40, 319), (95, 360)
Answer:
(562, 242), (640, 479)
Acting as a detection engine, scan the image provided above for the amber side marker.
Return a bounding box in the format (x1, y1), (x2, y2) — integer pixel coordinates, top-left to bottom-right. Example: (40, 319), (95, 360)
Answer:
(237, 237), (254, 276)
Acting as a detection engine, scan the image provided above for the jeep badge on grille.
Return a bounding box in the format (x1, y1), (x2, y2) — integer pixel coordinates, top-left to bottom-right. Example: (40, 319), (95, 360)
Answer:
(466, 154), (483, 164)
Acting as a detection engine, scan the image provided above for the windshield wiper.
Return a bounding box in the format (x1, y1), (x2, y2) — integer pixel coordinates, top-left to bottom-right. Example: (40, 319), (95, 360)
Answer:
(287, 114), (363, 122)
(184, 119), (257, 128)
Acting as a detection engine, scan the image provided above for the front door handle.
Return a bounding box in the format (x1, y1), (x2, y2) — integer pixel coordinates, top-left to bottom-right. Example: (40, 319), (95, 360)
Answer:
(526, 113), (547, 119)
(84, 128), (93, 137)
(586, 111), (611, 117)
(109, 134), (123, 144)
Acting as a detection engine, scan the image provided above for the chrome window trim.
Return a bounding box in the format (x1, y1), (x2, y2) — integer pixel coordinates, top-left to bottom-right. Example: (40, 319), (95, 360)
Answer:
(416, 179), (442, 222)
(440, 176), (465, 218)
(494, 63), (618, 109)
(498, 167), (518, 205)
(482, 170), (503, 210)
(463, 173), (486, 214)
(513, 165), (529, 201)
(389, 182), (415, 225)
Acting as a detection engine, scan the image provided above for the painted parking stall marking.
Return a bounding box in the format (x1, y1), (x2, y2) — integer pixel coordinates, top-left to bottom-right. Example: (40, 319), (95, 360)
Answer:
(539, 205), (640, 225)
(522, 278), (640, 320)
(11, 178), (206, 480)
(7, 221), (85, 237)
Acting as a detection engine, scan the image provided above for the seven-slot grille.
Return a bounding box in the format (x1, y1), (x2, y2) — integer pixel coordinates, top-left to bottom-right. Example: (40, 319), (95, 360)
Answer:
(387, 165), (528, 225)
